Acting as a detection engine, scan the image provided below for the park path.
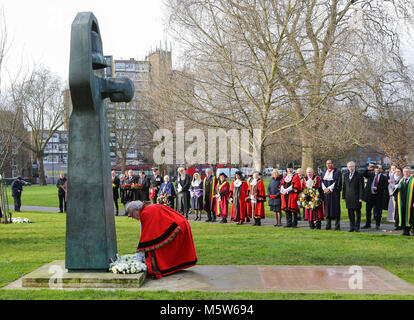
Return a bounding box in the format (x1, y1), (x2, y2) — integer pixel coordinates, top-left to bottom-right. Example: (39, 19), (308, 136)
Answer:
(7, 205), (403, 235)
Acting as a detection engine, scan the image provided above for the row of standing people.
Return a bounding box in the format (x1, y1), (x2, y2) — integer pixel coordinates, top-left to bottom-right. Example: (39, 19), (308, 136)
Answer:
(111, 162), (414, 236)
(112, 167), (268, 225)
(269, 160), (413, 236)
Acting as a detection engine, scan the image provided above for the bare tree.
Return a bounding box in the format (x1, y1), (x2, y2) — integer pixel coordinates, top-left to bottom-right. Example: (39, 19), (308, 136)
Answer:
(10, 67), (64, 185)
(108, 98), (159, 172)
(165, 0), (414, 170)
(359, 53), (414, 167)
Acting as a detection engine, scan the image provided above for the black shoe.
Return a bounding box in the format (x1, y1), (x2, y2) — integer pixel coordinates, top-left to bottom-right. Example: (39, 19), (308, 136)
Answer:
(284, 224), (292, 228)
(205, 219), (211, 222)
(402, 230), (411, 236)
(349, 229), (355, 232)
(361, 225), (371, 229)
(355, 227), (360, 232)
(220, 218), (227, 224)
(257, 219), (261, 226)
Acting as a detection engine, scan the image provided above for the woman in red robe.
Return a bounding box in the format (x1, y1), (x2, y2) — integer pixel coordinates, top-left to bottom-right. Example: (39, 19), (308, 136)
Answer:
(251, 172), (266, 226)
(215, 172), (230, 223)
(230, 171), (249, 225)
(280, 164), (303, 228)
(126, 201), (197, 279)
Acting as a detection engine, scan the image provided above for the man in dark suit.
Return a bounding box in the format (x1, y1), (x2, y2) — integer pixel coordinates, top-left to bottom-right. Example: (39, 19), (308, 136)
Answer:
(342, 161), (364, 232)
(111, 171), (120, 215)
(362, 164), (388, 230)
(137, 171), (150, 201)
(11, 176), (24, 212)
(150, 167), (162, 204)
(56, 173), (67, 213)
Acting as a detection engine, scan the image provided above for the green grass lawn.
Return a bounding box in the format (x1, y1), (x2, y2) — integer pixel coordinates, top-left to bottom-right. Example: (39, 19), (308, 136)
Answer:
(0, 211), (413, 300)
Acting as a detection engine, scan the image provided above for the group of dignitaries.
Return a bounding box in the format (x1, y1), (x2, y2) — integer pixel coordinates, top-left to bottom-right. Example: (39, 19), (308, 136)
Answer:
(111, 161), (414, 236)
(112, 167), (267, 225)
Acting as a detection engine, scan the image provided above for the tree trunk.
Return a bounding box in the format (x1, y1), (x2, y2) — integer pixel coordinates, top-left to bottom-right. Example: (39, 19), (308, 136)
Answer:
(0, 181), (8, 224)
(299, 131), (315, 170)
(120, 152), (127, 174)
(37, 155), (47, 186)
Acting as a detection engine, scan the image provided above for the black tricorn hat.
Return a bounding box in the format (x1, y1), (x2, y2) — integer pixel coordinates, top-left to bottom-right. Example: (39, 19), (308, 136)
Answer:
(219, 172), (228, 178)
(287, 163), (294, 169)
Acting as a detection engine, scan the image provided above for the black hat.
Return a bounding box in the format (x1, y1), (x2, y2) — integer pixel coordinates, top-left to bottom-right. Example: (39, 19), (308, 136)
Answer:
(17, 176), (22, 180)
(152, 167), (158, 171)
(219, 172), (228, 178)
(287, 163), (294, 169)
(235, 170), (243, 176)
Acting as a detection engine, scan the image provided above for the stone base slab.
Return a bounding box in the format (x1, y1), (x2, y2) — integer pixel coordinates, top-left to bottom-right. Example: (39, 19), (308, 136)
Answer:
(17, 261), (146, 289)
(4, 263), (414, 295)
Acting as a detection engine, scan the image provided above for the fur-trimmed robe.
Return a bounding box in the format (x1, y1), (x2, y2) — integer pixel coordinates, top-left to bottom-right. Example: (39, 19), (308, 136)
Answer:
(137, 204), (197, 279)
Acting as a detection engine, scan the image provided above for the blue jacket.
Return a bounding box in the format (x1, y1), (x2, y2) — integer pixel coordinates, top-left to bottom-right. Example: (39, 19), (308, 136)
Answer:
(158, 182), (176, 197)
(267, 176), (282, 207)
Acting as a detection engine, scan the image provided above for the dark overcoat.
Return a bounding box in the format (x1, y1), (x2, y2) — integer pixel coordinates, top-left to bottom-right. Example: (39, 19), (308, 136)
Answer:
(342, 171), (364, 209)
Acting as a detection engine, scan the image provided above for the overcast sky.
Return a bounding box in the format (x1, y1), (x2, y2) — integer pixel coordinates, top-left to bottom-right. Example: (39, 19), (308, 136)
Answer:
(0, 0), (169, 85)
(1, 0), (414, 88)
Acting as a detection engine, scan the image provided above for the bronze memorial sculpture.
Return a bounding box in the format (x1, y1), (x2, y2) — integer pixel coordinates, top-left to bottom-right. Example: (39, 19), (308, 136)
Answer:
(66, 12), (134, 271)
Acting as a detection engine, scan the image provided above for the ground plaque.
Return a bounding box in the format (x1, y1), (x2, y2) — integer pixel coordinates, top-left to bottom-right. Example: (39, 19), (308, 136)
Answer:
(66, 12), (134, 271)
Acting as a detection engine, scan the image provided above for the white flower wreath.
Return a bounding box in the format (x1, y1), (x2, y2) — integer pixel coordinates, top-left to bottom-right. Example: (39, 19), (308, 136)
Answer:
(109, 253), (147, 274)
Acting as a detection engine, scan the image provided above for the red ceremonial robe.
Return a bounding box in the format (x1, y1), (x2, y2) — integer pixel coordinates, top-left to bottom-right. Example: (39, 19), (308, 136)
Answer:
(280, 174), (302, 213)
(230, 180), (249, 222)
(254, 179), (266, 219)
(302, 176), (324, 222)
(245, 182), (252, 221)
(137, 204), (197, 279)
(216, 181), (230, 218)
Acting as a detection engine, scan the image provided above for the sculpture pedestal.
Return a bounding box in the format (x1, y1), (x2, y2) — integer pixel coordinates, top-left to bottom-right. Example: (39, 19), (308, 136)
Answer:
(20, 261), (146, 289)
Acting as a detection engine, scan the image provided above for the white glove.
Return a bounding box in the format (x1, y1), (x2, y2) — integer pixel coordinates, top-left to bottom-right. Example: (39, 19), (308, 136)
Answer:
(229, 198), (233, 203)
(285, 185), (293, 194)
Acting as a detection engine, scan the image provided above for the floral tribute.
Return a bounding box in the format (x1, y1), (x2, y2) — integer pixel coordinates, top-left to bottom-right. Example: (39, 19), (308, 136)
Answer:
(109, 253), (147, 274)
(299, 187), (322, 210)
(10, 217), (31, 224)
(157, 194), (168, 205)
